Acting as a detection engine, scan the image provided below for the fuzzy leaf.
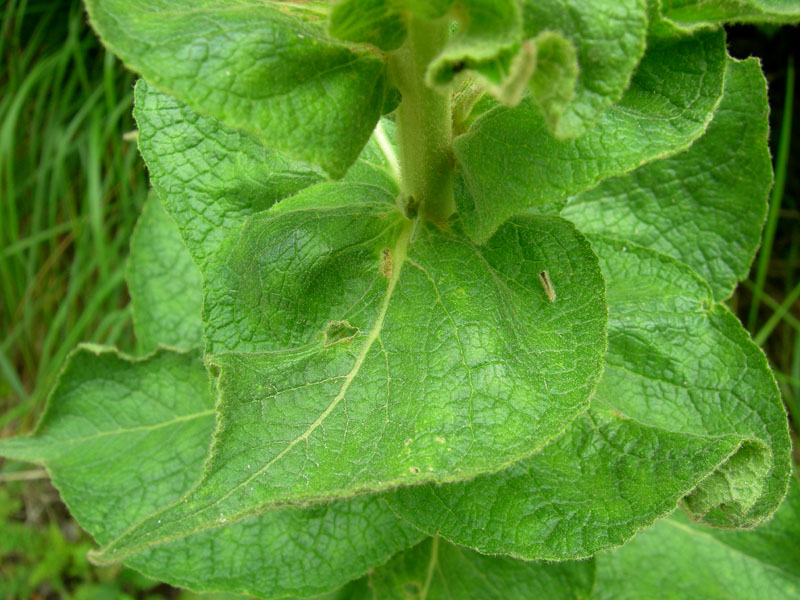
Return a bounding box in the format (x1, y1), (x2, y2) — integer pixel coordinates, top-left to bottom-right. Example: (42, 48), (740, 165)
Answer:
(328, 0), (407, 50)
(520, 0), (648, 137)
(404, 0), (454, 18)
(662, 0), (800, 25)
(563, 58), (771, 301)
(91, 182), (607, 563)
(427, 0), (525, 103)
(526, 32), (579, 128)
(134, 80), (323, 266)
(593, 238), (791, 527)
(349, 537), (596, 600)
(455, 28), (726, 243)
(593, 475), (800, 599)
(0, 348), (422, 598)
(134, 81), (399, 267)
(388, 237), (790, 558)
(127, 192), (203, 352)
(86, 0), (390, 177)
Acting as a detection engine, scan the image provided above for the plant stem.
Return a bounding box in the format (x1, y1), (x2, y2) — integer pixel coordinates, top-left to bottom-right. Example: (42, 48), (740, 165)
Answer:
(389, 16), (454, 224)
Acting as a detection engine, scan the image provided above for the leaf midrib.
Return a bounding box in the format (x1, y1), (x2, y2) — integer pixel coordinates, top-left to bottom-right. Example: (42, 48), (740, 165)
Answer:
(224, 220), (412, 494)
(95, 219), (414, 561)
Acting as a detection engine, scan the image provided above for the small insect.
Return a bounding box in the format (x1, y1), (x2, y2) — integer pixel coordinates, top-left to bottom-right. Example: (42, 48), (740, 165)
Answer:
(538, 270), (556, 303)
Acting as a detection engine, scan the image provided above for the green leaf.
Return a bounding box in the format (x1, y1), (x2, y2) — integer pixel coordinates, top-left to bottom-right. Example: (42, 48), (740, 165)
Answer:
(86, 0), (390, 177)
(328, 0), (407, 50)
(0, 348), (423, 598)
(134, 80), (400, 266)
(127, 192), (203, 352)
(426, 0), (526, 104)
(92, 182), (607, 562)
(563, 57), (772, 301)
(593, 475), (800, 599)
(591, 238), (791, 527)
(454, 28), (727, 243)
(134, 80), (323, 266)
(387, 404), (747, 560)
(520, 0), (649, 137)
(387, 237), (790, 558)
(662, 0), (800, 25)
(349, 537), (596, 600)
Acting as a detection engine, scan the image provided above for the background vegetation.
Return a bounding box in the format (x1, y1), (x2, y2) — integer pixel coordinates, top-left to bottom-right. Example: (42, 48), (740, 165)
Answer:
(0, 0), (797, 597)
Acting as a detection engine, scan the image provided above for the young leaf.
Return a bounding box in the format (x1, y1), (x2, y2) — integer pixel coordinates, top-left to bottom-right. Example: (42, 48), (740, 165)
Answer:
(92, 183), (607, 562)
(563, 57), (771, 301)
(388, 238), (790, 558)
(526, 31), (579, 129)
(86, 0), (390, 177)
(520, 0), (649, 137)
(127, 192), (203, 353)
(593, 475), (800, 599)
(426, 0), (526, 103)
(0, 348), (423, 598)
(349, 537), (596, 600)
(661, 0), (800, 25)
(455, 28), (727, 243)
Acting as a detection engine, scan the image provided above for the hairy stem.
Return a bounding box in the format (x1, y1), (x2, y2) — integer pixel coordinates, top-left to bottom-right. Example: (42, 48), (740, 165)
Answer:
(389, 16), (454, 224)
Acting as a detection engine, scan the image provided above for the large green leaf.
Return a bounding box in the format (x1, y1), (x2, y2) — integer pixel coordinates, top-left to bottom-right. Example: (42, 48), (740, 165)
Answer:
(564, 57), (771, 301)
(134, 80), (323, 266)
(127, 192), (203, 352)
(349, 537), (596, 599)
(0, 348), (423, 599)
(134, 81), (399, 266)
(593, 474), (800, 599)
(454, 28), (726, 243)
(520, 0), (648, 137)
(91, 181), (607, 563)
(388, 404), (746, 560)
(662, 0), (800, 24)
(86, 0), (390, 177)
(388, 237), (790, 558)
(592, 238), (790, 527)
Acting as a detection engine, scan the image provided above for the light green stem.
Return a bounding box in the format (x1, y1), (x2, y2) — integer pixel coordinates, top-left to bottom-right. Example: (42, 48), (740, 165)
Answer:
(389, 16), (454, 224)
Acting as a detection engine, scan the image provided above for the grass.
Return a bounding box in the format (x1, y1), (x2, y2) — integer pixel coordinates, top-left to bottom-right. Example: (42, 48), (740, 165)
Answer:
(0, 0), (147, 436)
(0, 1), (152, 596)
(729, 35), (800, 452)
